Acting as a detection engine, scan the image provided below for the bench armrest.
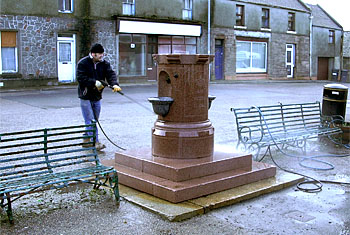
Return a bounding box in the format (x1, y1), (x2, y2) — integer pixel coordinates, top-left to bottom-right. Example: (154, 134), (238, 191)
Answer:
(238, 125), (264, 144)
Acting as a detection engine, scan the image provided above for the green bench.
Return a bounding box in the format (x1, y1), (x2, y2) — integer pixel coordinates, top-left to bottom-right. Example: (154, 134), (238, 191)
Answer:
(231, 101), (343, 159)
(0, 123), (119, 224)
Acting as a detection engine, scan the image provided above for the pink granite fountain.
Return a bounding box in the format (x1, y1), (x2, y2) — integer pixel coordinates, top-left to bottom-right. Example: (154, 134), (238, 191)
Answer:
(110, 54), (276, 203)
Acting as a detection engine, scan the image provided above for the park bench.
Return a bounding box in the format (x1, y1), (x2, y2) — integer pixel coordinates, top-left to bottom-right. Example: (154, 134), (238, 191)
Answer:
(0, 123), (119, 224)
(231, 101), (343, 159)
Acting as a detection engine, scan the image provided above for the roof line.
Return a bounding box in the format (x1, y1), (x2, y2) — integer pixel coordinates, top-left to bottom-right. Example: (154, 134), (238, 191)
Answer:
(233, 0), (311, 13)
(297, 0), (312, 12)
(314, 4), (343, 30)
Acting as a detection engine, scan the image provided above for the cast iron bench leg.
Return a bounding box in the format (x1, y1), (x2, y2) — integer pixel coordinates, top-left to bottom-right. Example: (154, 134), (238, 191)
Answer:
(0, 193), (4, 207)
(110, 172), (120, 204)
(93, 176), (100, 190)
(6, 193), (13, 224)
(302, 138), (307, 154)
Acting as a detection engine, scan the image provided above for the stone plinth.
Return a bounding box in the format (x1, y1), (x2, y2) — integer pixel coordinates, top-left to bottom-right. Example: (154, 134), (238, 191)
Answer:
(110, 54), (276, 203)
(110, 148), (276, 203)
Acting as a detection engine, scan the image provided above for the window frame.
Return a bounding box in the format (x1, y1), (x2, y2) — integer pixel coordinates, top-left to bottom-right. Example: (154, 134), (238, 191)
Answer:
(119, 33), (146, 77)
(262, 8), (270, 29)
(122, 0), (135, 16)
(158, 35), (197, 54)
(58, 0), (73, 13)
(288, 12), (295, 32)
(236, 40), (268, 73)
(328, 30), (335, 44)
(0, 31), (18, 74)
(183, 0), (193, 20)
(236, 5), (245, 26)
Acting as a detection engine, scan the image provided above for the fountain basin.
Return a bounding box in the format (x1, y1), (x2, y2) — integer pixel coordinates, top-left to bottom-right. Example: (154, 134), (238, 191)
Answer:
(148, 97), (174, 117)
(208, 95), (216, 110)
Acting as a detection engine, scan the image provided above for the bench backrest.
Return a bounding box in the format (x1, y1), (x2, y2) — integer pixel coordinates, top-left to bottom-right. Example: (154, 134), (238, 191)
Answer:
(231, 102), (323, 139)
(0, 123), (98, 183)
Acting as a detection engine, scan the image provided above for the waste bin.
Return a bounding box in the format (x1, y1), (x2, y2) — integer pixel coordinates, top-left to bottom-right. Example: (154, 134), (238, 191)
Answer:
(322, 83), (348, 118)
(331, 69), (339, 81)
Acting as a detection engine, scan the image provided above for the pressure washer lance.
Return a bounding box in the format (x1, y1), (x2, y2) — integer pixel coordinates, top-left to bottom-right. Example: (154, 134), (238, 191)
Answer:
(100, 80), (154, 114)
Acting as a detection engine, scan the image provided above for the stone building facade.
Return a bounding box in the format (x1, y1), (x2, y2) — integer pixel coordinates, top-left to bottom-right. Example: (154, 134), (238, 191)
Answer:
(307, 4), (344, 81)
(211, 0), (312, 81)
(269, 33), (310, 79)
(0, 13), (118, 85)
(0, 0), (346, 88)
(1, 15), (77, 79)
(342, 31), (350, 82)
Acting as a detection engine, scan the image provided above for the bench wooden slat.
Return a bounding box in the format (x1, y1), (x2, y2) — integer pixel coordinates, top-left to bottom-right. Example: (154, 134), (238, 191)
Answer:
(0, 135), (93, 149)
(0, 153), (97, 176)
(1, 165), (114, 191)
(0, 170), (52, 183)
(0, 147), (96, 164)
(0, 167), (51, 180)
(0, 124), (95, 137)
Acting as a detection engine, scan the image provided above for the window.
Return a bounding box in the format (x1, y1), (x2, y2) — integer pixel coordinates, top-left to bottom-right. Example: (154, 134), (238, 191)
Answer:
(288, 12), (295, 31)
(58, 0), (73, 13)
(236, 41), (267, 73)
(59, 42), (72, 62)
(329, 30), (335, 44)
(262, 8), (270, 28)
(0, 31), (18, 74)
(123, 0), (135, 16)
(158, 36), (197, 54)
(236, 5), (245, 26)
(183, 0), (193, 20)
(119, 34), (146, 76)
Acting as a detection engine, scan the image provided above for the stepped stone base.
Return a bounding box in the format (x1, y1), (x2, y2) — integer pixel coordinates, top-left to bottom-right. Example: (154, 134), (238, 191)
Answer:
(105, 148), (276, 203)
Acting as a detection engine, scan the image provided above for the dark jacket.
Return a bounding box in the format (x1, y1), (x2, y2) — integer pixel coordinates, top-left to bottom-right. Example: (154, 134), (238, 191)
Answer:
(77, 55), (119, 101)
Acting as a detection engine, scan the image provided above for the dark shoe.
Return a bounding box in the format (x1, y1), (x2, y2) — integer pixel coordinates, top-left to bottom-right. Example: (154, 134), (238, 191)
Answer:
(95, 142), (106, 151)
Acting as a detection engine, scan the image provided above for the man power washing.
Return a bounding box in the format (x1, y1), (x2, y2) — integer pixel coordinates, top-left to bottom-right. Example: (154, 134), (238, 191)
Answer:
(77, 43), (122, 151)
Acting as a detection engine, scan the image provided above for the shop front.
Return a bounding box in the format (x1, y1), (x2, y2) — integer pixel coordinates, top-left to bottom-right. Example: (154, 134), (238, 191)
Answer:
(118, 19), (201, 81)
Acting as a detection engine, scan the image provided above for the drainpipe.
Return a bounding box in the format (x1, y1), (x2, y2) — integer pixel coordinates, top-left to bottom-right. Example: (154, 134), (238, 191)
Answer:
(208, 0), (211, 81)
(340, 30), (344, 73)
(208, 0), (211, 55)
(309, 15), (313, 79)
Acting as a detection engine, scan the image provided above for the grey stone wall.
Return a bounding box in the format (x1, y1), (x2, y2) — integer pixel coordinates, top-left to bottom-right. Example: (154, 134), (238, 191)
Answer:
(269, 33), (310, 79)
(90, 20), (117, 71)
(343, 32), (350, 58)
(344, 58), (350, 71)
(343, 32), (350, 81)
(210, 29), (310, 80)
(211, 28), (236, 80)
(0, 15), (119, 80)
(0, 14), (78, 79)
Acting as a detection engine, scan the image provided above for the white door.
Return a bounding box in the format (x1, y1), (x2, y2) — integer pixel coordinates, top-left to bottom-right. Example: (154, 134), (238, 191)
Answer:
(57, 35), (76, 82)
(286, 44), (295, 78)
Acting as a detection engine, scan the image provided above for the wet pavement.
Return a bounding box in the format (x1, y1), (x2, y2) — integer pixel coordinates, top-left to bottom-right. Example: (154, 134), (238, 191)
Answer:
(0, 81), (349, 234)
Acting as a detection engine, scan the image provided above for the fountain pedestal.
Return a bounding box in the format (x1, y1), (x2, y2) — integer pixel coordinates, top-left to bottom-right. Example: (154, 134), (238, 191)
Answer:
(108, 54), (276, 203)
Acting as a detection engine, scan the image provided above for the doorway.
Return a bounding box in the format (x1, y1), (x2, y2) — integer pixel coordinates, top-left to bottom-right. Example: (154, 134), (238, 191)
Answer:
(286, 44), (295, 78)
(215, 39), (224, 80)
(317, 57), (329, 80)
(57, 35), (76, 83)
